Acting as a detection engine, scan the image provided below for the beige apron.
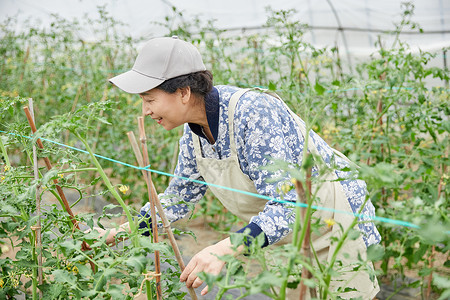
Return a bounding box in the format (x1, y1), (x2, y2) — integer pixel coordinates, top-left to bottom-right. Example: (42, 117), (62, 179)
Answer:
(192, 88), (379, 299)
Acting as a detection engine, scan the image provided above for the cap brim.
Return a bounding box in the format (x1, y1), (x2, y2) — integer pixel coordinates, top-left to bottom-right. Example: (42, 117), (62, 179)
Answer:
(109, 70), (164, 94)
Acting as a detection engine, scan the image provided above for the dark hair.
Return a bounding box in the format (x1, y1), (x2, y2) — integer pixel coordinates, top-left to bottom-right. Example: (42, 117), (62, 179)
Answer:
(157, 70), (213, 98)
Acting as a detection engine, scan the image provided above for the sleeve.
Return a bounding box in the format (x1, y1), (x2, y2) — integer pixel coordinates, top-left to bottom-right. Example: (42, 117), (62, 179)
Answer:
(138, 124), (208, 232)
(234, 93), (305, 245)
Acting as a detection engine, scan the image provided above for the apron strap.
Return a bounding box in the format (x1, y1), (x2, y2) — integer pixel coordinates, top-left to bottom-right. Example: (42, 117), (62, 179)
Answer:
(192, 130), (202, 157)
(228, 88), (251, 156)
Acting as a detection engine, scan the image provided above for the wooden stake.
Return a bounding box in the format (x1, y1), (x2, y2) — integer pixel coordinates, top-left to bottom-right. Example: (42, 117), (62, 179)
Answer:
(23, 106), (95, 272)
(137, 117), (162, 300)
(28, 99), (43, 297)
(127, 131), (198, 300)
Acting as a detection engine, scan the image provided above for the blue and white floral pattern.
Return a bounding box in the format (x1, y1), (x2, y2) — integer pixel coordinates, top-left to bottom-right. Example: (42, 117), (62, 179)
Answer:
(140, 85), (381, 247)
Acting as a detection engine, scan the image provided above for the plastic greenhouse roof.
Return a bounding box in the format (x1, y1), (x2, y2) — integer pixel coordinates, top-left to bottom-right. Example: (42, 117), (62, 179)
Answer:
(1, 0), (449, 56)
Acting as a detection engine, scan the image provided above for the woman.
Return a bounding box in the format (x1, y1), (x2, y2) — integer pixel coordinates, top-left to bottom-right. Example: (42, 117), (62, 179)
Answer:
(106, 36), (381, 298)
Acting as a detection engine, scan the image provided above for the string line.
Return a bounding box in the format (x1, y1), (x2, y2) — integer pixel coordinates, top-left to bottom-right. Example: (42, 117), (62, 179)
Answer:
(0, 130), (439, 231)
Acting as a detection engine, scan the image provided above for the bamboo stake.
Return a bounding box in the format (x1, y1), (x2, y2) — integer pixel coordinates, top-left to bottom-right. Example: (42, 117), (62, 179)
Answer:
(137, 117), (162, 300)
(23, 106), (95, 272)
(127, 131), (198, 300)
(294, 172), (317, 300)
(28, 99), (43, 297)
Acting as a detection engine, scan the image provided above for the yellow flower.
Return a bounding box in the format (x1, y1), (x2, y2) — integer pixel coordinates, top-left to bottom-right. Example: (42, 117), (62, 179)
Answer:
(281, 183), (291, 194)
(290, 178), (297, 185)
(0, 176), (5, 181)
(4, 165), (10, 171)
(58, 173), (64, 178)
(72, 266), (79, 274)
(118, 185), (129, 194)
(324, 218), (336, 228)
(12, 278), (18, 288)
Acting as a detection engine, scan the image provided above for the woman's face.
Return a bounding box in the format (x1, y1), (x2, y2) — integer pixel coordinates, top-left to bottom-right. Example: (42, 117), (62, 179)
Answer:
(140, 88), (190, 130)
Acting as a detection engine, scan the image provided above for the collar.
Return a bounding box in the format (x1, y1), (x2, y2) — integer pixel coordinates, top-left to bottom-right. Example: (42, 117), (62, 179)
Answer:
(188, 87), (219, 142)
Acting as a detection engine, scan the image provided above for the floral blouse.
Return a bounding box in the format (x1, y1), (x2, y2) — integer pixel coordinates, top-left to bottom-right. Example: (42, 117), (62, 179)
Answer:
(140, 85), (381, 247)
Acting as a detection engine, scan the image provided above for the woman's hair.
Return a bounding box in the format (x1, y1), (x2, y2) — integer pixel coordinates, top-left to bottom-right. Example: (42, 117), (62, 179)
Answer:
(156, 70), (213, 98)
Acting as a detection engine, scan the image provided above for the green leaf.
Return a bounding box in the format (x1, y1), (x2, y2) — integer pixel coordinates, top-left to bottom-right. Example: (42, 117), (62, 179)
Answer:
(124, 255), (146, 273)
(138, 237), (171, 253)
(41, 283), (65, 299)
(198, 271), (221, 291)
(433, 273), (450, 289)
(287, 279), (300, 289)
(438, 290), (450, 300)
(268, 81), (277, 91)
(93, 270), (107, 291)
(52, 269), (77, 287)
(348, 228), (361, 240)
(59, 240), (82, 256)
(42, 169), (59, 185)
(108, 284), (127, 298)
(302, 278), (316, 288)
(331, 80), (341, 86)
(0, 203), (19, 215)
(418, 267), (432, 277)
(366, 244), (385, 261)
(418, 220), (449, 245)
(249, 270), (283, 294)
(75, 263), (93, 278)
(314, 81), (326, 95)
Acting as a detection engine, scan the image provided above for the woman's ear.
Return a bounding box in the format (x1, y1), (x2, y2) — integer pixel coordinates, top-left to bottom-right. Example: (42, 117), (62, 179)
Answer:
(179, 87), (191, 104)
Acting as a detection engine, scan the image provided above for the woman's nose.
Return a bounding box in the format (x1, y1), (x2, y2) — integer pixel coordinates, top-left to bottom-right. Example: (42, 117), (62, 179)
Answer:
(142, 103), (152, 116)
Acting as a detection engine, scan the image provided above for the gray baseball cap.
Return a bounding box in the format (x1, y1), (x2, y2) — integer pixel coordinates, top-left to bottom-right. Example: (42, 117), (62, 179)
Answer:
(109, 36), (206, 94)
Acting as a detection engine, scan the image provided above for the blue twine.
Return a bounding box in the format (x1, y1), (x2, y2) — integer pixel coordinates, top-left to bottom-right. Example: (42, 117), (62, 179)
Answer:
(0, 130), (442, 232)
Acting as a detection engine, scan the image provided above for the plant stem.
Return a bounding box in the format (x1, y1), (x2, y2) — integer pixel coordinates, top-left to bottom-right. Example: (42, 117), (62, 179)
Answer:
(295, 175), (316, 299)
(75, 132), (137, 243)
(0, 137), (11, 166)
(0, 137), (20, 197)
(322, 196), (371, 298)
(146, 281), (152, 300)
(31, 232), (38, 300)
(58, 168), (98, 173)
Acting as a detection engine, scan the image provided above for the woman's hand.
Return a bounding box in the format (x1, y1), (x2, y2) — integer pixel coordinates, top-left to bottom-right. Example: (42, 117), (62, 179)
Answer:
(180, 237), (243, 296)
